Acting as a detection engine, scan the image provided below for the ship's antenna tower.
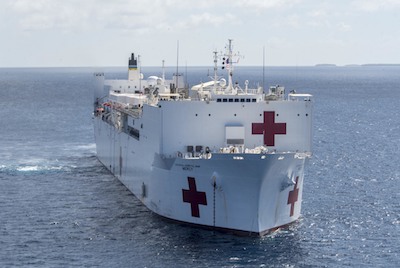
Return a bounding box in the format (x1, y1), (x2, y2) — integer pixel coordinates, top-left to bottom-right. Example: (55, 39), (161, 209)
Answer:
(175, 40), (179, 93)
(263, 45), (265, 92)
(227, 39), (234, 91)
(213, 50), (218, 92)
(220, 39), (243, 92)
(185, 61), (188, 89)
(138, 54), (141, 92)
(162, 59), (165, 82)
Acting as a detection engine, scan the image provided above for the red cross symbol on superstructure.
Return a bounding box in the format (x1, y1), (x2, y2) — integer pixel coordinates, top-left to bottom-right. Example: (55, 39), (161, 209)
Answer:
(182, 177), (207, 218)
(252, 111), (287, 146)
(287, 176), (299, 217)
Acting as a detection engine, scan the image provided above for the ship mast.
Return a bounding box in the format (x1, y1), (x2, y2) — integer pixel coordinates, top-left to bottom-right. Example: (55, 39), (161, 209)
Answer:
(162, 59), (165, 82)
(175, 40), (179, 93)
(138, 54), (141, 92)
(263, 46), (265, 92)
(213, 51), (218, 93)
(227, 39), (234, 91)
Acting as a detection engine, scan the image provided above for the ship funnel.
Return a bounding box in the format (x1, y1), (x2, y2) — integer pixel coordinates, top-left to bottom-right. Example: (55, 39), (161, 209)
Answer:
(128, 53), (140, 81)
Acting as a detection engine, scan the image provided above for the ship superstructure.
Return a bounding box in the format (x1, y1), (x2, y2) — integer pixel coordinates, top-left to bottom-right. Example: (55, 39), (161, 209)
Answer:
(93, 40), (313, 235)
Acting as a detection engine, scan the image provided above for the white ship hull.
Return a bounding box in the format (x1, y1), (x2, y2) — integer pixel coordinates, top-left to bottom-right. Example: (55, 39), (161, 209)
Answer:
(94, 116), (307, 235)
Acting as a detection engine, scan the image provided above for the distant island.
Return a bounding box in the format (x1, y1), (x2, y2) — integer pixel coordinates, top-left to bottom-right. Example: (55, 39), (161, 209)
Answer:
(344, 64), (361, 67)
(361, 63), (400, 67)
(315, 64), (337, 67)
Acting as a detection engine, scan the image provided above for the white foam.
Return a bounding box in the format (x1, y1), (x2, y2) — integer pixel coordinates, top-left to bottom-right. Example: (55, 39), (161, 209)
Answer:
(16, 165), (65, 172)
(62, 143), (96, 154)
(17, 166), (40, 172)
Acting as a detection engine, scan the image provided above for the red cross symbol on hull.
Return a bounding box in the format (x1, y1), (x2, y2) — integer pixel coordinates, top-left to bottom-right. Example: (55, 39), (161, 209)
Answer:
(252, 111), (287, 146)
(287, 176), (299, 217)
(182, 177), (207, 218)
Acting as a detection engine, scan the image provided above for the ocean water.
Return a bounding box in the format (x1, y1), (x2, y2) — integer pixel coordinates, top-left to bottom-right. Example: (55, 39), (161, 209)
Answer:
(0, 66), (399, 267)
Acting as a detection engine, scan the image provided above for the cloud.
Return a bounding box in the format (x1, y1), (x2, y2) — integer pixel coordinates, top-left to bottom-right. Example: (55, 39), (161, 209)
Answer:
(8, 0), (49, 13)
(304, 5), (355, 32)
(8, 0), (92, 31)
(233, 0), (299, 9)
(163, 0), (300, 10)
(338, 22), (351, 32)
(7, 0), (301, 33)
(309, 9), (328, 18)
(6, 0), (170, 32)
(178, 12), (238, 29)
(352, 0), (400, 12)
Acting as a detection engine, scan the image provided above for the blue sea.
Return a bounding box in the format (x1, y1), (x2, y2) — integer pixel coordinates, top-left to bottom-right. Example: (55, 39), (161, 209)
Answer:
(0, 66), (399, 267)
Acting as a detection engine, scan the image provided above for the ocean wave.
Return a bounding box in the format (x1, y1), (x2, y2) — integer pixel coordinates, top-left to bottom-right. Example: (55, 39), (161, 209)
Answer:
(0, 155), (101, 174)
(0, 164), (74, 174)
(62, 143), (96, 152)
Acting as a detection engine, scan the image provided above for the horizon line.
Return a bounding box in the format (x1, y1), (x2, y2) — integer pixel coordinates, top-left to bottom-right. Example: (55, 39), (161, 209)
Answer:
(1, 63), (400, 69)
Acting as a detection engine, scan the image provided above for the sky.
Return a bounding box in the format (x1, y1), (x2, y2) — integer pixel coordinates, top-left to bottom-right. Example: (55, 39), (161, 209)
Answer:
(1, 0), (400, 67)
